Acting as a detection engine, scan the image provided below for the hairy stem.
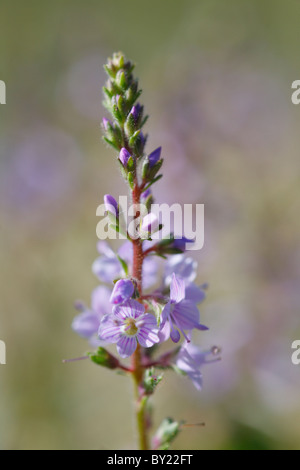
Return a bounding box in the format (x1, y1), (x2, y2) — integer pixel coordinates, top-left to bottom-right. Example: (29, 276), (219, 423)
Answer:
(131, 183), (149, 450)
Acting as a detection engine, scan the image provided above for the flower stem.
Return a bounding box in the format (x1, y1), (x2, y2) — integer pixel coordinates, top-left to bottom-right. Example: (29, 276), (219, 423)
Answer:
(130, 183), (150, 450)
(132, 345), (149, 450)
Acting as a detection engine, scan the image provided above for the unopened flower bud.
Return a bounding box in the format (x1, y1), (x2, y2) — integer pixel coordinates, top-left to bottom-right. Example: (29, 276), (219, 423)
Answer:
(141, 212), (159, 234)
(119, 148), (131, 167)
(110, 279), (135, 305)
(104, 194), (119, 218)
(148, 147), (162, 168)
(102, 117), (111, 131)
(141, 189), (152, 201)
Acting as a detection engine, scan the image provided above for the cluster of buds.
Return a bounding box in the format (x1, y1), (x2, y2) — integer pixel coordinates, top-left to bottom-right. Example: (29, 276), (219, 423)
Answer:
(102, 52), (147, 156)
(102, 52), (163, 192)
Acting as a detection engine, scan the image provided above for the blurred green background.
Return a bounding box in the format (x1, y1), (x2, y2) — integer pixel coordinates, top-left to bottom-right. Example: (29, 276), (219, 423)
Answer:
(0, 0), (300, 450)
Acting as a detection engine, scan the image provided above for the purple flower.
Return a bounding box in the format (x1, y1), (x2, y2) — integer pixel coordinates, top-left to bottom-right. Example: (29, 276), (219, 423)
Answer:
(110, 279), (135, 305)
(104, 194), (119, 217)
(164, 254), (206, 304)
(141, 212), (159, 234)
(171, 237), (194, 252)
(148, 147), (162, 168)
(176, 343), (221, 390)
(93, 241), (158, 288)
(161, 274), (208, 343)
(185, 283), (206, 304)
(119, 148), (131, 167)
(92, 242), (123, 283)
(98, 300), (159, 358)
(72, 286), (112, 345)
(164, 254), (197, 285)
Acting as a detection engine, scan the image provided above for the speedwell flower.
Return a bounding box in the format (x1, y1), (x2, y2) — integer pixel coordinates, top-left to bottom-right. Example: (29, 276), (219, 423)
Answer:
(98, 300), (159, 358)
(176, 342), (221, 390)
(160, 273), (208, 343)
(72, 285), (112, 345)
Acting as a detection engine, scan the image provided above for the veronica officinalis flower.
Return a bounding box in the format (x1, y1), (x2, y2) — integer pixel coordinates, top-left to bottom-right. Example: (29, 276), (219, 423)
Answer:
(98, 300), (159, 358)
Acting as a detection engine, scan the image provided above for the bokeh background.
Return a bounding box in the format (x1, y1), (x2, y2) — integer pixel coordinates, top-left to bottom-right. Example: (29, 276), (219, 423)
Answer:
(0, 0), (300, 450)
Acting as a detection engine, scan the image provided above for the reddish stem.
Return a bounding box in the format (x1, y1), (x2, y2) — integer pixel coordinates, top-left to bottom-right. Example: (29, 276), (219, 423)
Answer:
(130, 179), (149, 450)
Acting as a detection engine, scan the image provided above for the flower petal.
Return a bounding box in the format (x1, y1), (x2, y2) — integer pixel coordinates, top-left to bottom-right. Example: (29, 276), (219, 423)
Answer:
(98, 315), (121, 343)
(161, 302), (172, 327)
(91, 286), (112, 316)
(137, 314), (160, 347)
(172, 300), (203, 330)
(96, 241), (116, 258)
(72, 311), (100, 338)
(158, 321), (171, 342)
(164, 255), (197, 285)
(170, 273), (185, 303)
(92, 256), (122, 283)
(117, 336), (137, 358)
(185, 283), (206, 304)
(113, 300), (145, 320)
(170, 328), (180, 343)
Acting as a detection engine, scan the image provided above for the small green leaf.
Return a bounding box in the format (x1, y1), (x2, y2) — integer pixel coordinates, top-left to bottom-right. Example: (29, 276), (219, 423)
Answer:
(140, 115), (149, 128)
(144, 174), (163, 191)
(153, 418), (181, 451)
(103, 65), (116, 79)
(116, 255), (129, 276)
(103, 136), (120, 151)
(88, 347), (119, 369)
(142, 159), (150, 179)
(128, 171), (135, 189)
(129, 130), (141, 146)
(127, 156), (135, 171)
(102, 86), (112, 99)
(143, 368), (163, 395)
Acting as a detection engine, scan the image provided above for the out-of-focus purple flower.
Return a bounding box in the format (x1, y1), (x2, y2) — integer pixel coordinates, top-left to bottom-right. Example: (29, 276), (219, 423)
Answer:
(104, 194), (119, 217)
(185, 283), (206, 304)
(164, 254), (197, 285)
(93, 241), (158, 288)
(176, 343), (221, 390)
(164, 255), (206, 304)
(98, 300), (159, 358)
(119, 148), (131, 167)
(2, 128), (82, 227)
(161, 274), (208, 343)
(72, 286), (112, 346)
(92, 242), (123, 283)
(171, 237), (194, 252)
(110, 279), (135, 305)
(141, 212), (159, 233)
(148, 147), (162, 168)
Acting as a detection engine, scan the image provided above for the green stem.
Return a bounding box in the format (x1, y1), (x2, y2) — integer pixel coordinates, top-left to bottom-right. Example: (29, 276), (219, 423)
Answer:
(132, 345), (149, 450)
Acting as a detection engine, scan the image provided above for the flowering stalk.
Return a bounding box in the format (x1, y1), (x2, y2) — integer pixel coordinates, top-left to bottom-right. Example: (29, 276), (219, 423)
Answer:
(71, 52), (220, 451)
